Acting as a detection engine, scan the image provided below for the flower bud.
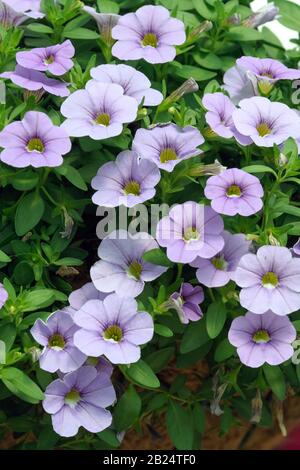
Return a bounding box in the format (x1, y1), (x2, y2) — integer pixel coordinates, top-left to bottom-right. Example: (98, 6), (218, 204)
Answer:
(243, 3), (279, 28)
(83, 6), (120, 44)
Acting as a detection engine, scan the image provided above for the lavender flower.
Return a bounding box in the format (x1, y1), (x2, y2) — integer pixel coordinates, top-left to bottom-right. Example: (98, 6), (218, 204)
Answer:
(0, 65), (70, 97)
(0, 111), (71, 168)
(132, 123), (204, 172)
(223, 65), (257, 104)
(86, 356), (113, 378)
(0, 1), (28, 26)
(31, 310), (86, 373)
(228, 311), (296, 368)
(204, 168), (264, 216)
(0, 283), (8, 308)
(243, 4), (280, 28)
(73, 294), (154, 364)
(237, 56), (300, 94)
(202, 92), (252, 145)
(16, 40), (75, 76)
(43, 366), (115, 437)
(293, 239), (300, 257)
(3, 0), (44, 19)
(156, 201), (224, 264)
(91, 150), (160, 208)
(60, 81), (137, 140)
(170, 283), (204, 324)
(83, 5), (120, 43)
(112, 5), (186, 64)
(191, 231), (251, 288)
(91, 230), (167, 298)
(69, 282), (107, 311)
(234, 246), (300, 315)
(232, 97), (300, 147)
(90, 64), (163, 106)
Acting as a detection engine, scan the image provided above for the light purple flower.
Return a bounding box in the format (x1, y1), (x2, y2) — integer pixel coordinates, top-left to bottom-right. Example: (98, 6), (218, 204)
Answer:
(73, 294), (154, 364)
(112, 5), (186, 64)
(91, 230), (167, 298)
(91, 150), (160, 208)
(0, 1), (28, 26)
(234, 245), (300, 315)
(0, 111), (71, 168)
(232, 97), (300, 147)
(228, 311), (296, 368)
(86, 356), (113, 378)
(90, 64), (163, 106)
(293, 239), (300, 257)
(191, 231), (251, 288)
(202, 92), (252, 145)
(16, 40), (75, 76)
(69, 282), (107, 311)
(156, 201), (224, 264)
(43, 366), (115, 437)
(3, 0), (44, 19)
(30, 310), (86, 373)
(83, 5), (120, 41)
(244, 3), (279, 28)
(0, 283), (8, 308)
(0, 65), (70, 97)
(223, 65), (257, 104)
(170, 283), (204, 324)
(60, 81), (137, 140)
(237, 56), (300, 86)
(204, 168), (264, 216)
(132, 123), (204, 172)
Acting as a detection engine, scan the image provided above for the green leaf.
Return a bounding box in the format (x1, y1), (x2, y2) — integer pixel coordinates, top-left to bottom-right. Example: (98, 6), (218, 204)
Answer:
(206, 302), (227, 339)
(63, 28), (100, 40)
(122, 359), (160, 389)
(12, 171), (39, 191)
(15, 192), (45, 236)
(56, 165), (87, 191)
(193, 403), (205, 434)
(0, 341), (5, 364)
(0, 250), (10, 263)
(97, 429), (120, 448)
(228, 26), (261, 42)
(98, 0), (120, 14)
(113, 385), (141, 431)
(166, 401), (194, 450)
(0, 324), (16, 352)
(26, 23), (53, 34)
(192, 0), (216, 19)
(214, 338), (235, 362)
(242, 165), (277, 177)
(145, 347), (174, 373)
(274, 0), (300, 31)
(180, 319), (209, 354)
(154, 324), (173, 337)
(263, 365), (286, 401)
(1, 367), (44, 402)
(22, 289), (56, 312)
(142, 248), (173, 267)
(172, 63), (217, 82)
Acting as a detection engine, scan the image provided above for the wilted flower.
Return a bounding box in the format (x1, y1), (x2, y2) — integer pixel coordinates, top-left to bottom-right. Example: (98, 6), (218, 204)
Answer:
(188, 160), (226, 177)
(91, 230), (167, 298)
(112, 4), (186, 64)
(16, 40), (75, 76)
(60, 81), (137, 140)
(232, 97), (300, 147)
(243, 3), (279, 28)
(0, 65), (70, 97)
(234, 245), (300, 315)
(170, 283), (204, 324)
(31, 310), (86, 373)
(204, 168), (264, 216)
(43, 366), (115, 437)
(132, 123), (204, 172)
(156, 201), (224, 264)
(191, 231), (251, 288)
(0, 111), (71, 168)
(0, 283), (8, 308)
(90, 64), (163, 106)
(73, 294), (154, 364)
(228, 311), (296, 368)
(91, 150), (161, 208)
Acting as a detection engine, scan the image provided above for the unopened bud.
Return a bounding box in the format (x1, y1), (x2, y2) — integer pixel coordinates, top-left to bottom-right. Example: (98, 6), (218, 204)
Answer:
(187, 20), (213, 42)
(29, 346), (41, 362)
(243, 3), (279, 28)
(278, 153), (288, 167)
(83, 6), (120, 44)
(274, 398), (287, 437)
(56, 266), (80, 277)
(159, 78), (199, 112)
(268, 233), (280, 246)
(228, 14), (241, 26)
(60, 207), (74, 239)
(189, 160), (226, 177)
(251, 390), (263, 424)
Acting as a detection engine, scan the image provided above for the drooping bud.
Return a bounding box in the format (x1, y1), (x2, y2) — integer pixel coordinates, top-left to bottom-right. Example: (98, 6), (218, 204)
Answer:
(243, 3), (279, 29)
(60, 207), (74, 239)
(278, 153), (288, 167)
(189, 160), (226, 177)
(268, 233), (280, 246)
(159, 78), (199, 112)
(274, 398), (287, 437)
(210, 372), (227, 416)
(251, 389), (263, 424)
(228, 13), (241, 26)
(187, 20), (213, 43)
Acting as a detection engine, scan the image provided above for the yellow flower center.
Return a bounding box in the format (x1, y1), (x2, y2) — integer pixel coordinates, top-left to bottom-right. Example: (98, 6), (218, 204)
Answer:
(65, 389), (81, 405)
(183, 226), (199, 242)
(160, 147), (177, 163)
(48, 334), (65, 349)
(226, 184), (242, 198)
(262, 271), (279, 289)
(44, 54), (55, 64)
(211, 256), (227, 270)
(256, 122), (271, 137)
(95, 113), (110, 126)
(27, 138), (45, 153)
(128, 260), (142, 280)
(104, 325), (123, 342)
(252, 329), (270, 343)
(124, 180), (141, 196)
(142, 33), (158, 48)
